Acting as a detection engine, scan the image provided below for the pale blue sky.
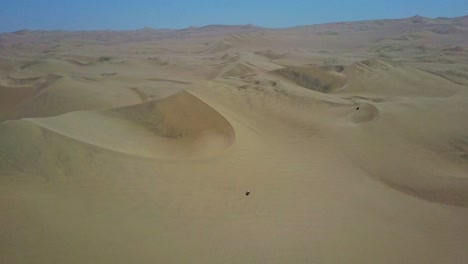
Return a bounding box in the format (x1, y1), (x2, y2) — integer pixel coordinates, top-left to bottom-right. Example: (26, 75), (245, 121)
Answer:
(1, 0), (467, 32)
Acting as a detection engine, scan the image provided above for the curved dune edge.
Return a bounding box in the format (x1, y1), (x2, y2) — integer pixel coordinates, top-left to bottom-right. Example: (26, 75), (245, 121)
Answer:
(335, 144), (468, 208)
(25, 90), (235, 160)
(0, 74), (62, 120)
(273, 65), (348, 93)
(381, 176), (468, 208)
(348, 103), (380, 123)
(378, 151), (468, 207)
(332, 128), (468, 207)
(355, 143), (468, 207)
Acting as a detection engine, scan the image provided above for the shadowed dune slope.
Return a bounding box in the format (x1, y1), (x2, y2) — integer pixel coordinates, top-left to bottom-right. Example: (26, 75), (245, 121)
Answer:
(0, 90), (235, 162)
(273, 65), (347, 93)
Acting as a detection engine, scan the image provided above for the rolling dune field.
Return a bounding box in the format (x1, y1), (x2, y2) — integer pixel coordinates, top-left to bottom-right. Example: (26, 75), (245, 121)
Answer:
(1, 16), (468, 263)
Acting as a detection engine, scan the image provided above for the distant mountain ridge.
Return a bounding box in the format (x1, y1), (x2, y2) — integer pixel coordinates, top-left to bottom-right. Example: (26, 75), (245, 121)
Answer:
(3, 15), (468, 34)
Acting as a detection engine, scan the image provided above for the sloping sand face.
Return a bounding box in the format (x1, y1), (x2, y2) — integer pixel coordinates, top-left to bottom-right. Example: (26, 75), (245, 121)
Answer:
(1, 17), (468, 264)
(20, 91), (235, 160)
(273, 65), (347, 93)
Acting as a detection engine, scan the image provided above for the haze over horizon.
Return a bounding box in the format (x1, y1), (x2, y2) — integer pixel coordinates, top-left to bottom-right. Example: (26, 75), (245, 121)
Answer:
(1, 0), (467, 32)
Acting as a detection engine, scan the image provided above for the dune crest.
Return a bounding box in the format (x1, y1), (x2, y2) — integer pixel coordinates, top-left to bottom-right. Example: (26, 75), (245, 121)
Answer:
(273, 65), (347, 93)
(348, 103), (380, 123)
(9, 91), (236, 160)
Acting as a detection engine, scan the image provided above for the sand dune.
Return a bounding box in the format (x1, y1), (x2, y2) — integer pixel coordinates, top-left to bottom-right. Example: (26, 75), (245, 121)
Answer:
(273, 65), (347, 93)
(1, 15), (468, 264)
(203, 39), (234, 53)
(220, 62), (256, 78)
(1, 91), (234, 161)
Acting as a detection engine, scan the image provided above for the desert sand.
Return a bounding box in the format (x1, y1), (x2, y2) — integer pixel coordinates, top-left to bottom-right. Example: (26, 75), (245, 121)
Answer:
(1, 16), (468, 263)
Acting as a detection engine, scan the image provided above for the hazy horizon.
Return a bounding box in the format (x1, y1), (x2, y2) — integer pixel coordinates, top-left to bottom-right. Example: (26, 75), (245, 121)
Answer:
(2, 14), (468, 34)
(1, 0), (467, 32)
